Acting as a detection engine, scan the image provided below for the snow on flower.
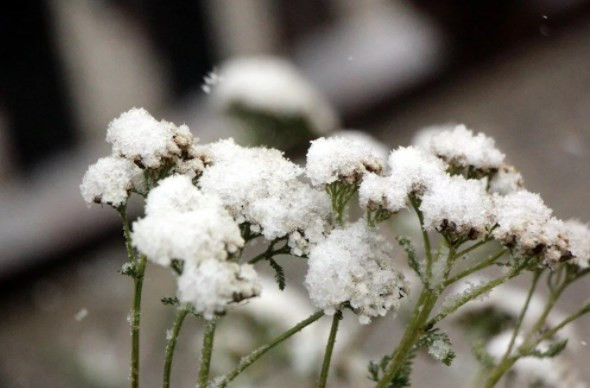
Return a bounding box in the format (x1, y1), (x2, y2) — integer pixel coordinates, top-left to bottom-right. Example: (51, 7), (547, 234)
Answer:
(306, 136), (384, 186)
(106, 108), (194, 169)
(199, 138), (331, 254)
(488, 164), (524, 195)
(564, 220), (590, 269)
(420, 175), (495, 239)
(427, 124), (505, 172)
(132, 176), (243, 267)
(304, 221), (409, 324)
(80, 156), (143, 207)
(177, 260), (261, 320)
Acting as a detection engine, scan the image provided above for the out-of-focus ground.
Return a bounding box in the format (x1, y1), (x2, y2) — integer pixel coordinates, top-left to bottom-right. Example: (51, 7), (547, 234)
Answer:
(1, 1), (589, 387)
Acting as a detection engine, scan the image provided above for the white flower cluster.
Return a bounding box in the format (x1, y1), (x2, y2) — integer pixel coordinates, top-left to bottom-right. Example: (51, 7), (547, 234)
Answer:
(81, 108), (208, 207)
(306, 136), (384, 186)
(304, 221), (409, 324)
(132, 175), (244, 266)
(199, 138), (331, 255)
(80, 156), (142, 207)
(422, 124), (505, 172)
(214, 56), (338, 135)
(178, 260), (261, 320)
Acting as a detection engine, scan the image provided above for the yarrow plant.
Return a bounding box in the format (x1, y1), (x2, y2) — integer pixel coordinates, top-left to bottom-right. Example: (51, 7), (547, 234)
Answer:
(82, 105), (590, 387)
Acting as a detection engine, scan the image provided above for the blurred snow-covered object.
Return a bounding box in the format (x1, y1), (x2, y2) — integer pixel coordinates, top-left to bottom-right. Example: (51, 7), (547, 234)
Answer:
(213, 277), (355, 380)
(212, 56), (338, 149)
(295, 0), (446, 115)
(452, 278), (578, 343)
(487, 331), (588, 388)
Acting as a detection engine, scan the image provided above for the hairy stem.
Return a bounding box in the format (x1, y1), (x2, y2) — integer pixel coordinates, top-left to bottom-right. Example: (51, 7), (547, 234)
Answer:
(409, 196), (433, 282)
(212, 311), (324, 387)
(376, 288), (437, 388)
(319, 311), (342, 388)
(163, 308), (189, 388)
(198, 319), (218, 388)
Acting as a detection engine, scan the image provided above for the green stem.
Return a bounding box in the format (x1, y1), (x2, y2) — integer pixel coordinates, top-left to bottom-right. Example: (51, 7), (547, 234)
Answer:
(119, 206), (137, 264)
(198, 319), (218, 388)
(440, 249), (507, 290)
(163, 308), (189, 388)
(376, 288), (438, 388)
(212, 311), (324, 387)
(454, 238), (490, 259)
(500, 270), (542, 362)
(319, 311), (342, 388)
(130, 254), (147, 388)
(428, 259), (527, 328)
(409, 196), (433, 278)
(535, 304), (590, 343)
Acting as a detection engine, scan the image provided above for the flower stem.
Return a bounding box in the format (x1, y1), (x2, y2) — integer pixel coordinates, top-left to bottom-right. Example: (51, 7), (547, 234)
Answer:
(376, 288), (438, 388)
(319, 311), (342, 388)
(440, 249), (507, 290)
(409, 196), (433, 281)
(500, 270), (542, 362)
(163, 308), (189, 388)
(130, 254), (147, 388)
(212, 311), (324, 387)
(198, 318), (218, 388)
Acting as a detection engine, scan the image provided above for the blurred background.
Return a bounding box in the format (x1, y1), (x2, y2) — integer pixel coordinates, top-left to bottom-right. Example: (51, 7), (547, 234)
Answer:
(1, 0), (590, 387)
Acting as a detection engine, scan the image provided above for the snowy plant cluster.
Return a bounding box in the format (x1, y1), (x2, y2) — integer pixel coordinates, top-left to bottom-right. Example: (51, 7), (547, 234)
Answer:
(81, 105), (590, 387)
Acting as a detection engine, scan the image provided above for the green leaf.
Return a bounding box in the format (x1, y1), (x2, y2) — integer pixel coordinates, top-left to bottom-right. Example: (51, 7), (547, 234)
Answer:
(396, 236), (422, 281)
(524, 339), (568, 359)
(268, 257), (286, 291)
(366, 352), (414, 388)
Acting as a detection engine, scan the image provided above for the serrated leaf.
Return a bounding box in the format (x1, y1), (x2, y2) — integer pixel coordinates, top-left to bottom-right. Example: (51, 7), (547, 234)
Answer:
(161, 296), (179, 306)
(268, 257), (286, 290)
(416, 329), (456, 366)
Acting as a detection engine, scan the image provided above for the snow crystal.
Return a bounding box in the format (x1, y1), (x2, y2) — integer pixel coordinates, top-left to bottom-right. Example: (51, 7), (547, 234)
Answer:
(420, 175), (494, 239)
(304, 221), (409, 324)
(214, 56), (337, 135)
(177, 260), (261, 320)
(428, 337), (452, 363)
(80, 156), (142, 207)
(427, 125), (505, 171)
(306, 136), (384, 186)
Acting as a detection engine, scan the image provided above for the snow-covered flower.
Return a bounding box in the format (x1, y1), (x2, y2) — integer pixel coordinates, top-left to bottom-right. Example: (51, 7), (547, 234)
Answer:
(420, 175), (495, 239)
(132, 176), (243, 267)
(199, 138), (331, 255)
(493, 191), (554, 256)
(80, 156), (143, 207)
(564, 220), (590, 269)
(488, 164), (524, 195)
(177, 260), (261, 320)
(214, 56), (337, 136)
(358, 173), (407, 213)
(427, 125), (505, 172)
(387, 146), (446, 196)
(306, 136), (384, 186)
(331, 130), (389, 163)
(106, 108), (195, 169)
(304, 221), (409, 324)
